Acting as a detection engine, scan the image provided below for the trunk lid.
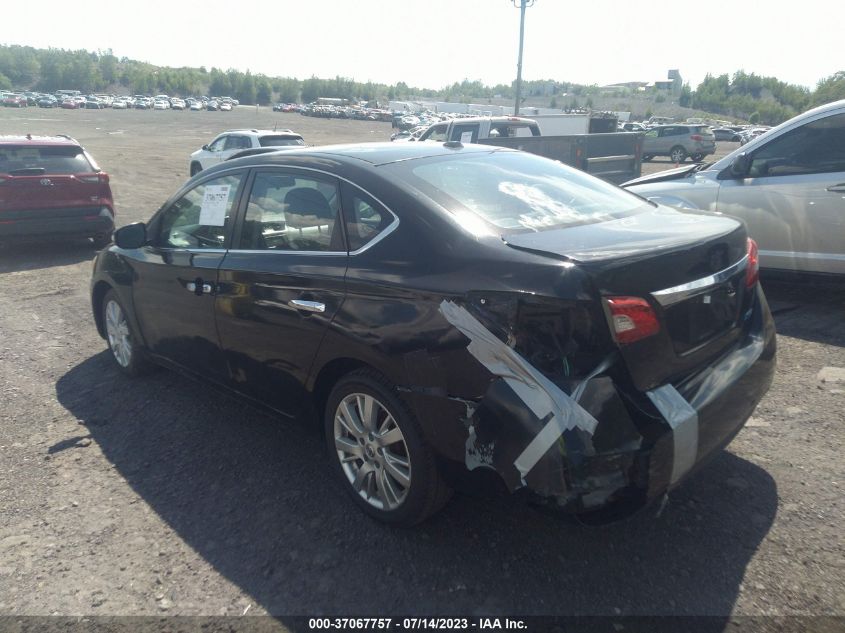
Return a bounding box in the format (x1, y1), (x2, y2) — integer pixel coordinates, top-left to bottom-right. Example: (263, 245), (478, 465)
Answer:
(504, 207), (751, 391)
(0, 174), (108, 214)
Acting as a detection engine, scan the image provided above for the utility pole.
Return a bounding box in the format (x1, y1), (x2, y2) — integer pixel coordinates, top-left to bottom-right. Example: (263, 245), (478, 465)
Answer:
(512, 0), (535, 116)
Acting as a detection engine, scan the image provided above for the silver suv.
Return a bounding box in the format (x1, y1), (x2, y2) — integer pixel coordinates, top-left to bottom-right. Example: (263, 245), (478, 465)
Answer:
(624, 99), (845, 275)
(642, 124), (716, 163)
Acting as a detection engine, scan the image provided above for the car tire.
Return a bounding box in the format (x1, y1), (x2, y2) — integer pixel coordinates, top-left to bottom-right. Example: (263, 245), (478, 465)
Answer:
(91, 232), (113, 249)
(670, 146), (687, 163)
(691, 153), (704, 162)
(324, 369), (452, 526)
(101, 289), (153, 377)
(642, 154), (653, 162)
(190, 163), (202, 177)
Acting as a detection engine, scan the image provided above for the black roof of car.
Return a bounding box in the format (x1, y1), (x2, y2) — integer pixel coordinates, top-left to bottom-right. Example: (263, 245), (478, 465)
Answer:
(222, 141), (500, 168)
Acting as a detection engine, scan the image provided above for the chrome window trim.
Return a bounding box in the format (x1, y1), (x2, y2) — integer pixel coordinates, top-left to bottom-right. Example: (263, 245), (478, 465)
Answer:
(759, 249), (845, 262)
(215, 162), (400, 257)
(651, 254), (749, 307)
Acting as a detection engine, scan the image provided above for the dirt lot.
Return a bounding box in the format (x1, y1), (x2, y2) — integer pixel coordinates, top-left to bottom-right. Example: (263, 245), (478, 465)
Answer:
(0, 107), (843, 625)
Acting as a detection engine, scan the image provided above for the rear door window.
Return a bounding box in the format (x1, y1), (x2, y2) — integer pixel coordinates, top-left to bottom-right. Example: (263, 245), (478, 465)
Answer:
(0, 145), (93, 175)
(450, 124), (479, 143)
(224, 135), (251, 151)
(341, 184), (395, 251)
(238, 171), (344, 252)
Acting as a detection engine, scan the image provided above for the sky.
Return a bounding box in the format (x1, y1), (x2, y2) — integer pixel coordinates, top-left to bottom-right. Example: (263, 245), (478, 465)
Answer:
(1, 0), (840, 90)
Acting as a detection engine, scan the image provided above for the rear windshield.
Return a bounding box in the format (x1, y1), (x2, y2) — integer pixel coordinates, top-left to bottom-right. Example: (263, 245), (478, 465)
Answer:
(0, 145), (93, 175)
(258, 136), (305, 147)
(387, 151), (651, 233)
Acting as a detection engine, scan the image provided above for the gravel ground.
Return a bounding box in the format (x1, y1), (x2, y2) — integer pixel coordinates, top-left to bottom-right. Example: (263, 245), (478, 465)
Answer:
(0, 108), (843, 624)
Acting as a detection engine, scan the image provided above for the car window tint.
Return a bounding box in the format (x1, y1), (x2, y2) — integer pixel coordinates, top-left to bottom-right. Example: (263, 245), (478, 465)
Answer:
(344, 190), (393, 251)
(258, 135), (306, 147)
(239, 171), (343, 252)
(0, 145), (93, 175)
(208, 136), (227, 151)
(426, 125), (448, 142)
(225, 136), (250, 151)
(157, 174), (243, 249)
(451, 124), (479, 143)
(749, 113), (845, 178)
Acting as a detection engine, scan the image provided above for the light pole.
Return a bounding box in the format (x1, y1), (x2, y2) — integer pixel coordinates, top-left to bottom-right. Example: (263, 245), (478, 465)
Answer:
(512, 0), (535, 116)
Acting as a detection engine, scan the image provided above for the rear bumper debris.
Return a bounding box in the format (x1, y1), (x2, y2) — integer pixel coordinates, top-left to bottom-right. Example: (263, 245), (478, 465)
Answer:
(428, 287), (776, 519)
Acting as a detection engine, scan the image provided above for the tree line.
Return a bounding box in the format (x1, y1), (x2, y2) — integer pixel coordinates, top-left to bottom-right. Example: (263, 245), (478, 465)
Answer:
(1, 44), (843, 124)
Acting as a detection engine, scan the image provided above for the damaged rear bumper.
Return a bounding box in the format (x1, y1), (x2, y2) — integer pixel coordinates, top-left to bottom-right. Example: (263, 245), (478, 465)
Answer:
(416, 288), (776, 519)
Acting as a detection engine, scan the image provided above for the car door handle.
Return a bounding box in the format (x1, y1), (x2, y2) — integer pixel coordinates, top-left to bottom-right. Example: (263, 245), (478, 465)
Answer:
(289, 299), (326, 313)
(186, 281), (214, 295)
(826, 184), (845, 193)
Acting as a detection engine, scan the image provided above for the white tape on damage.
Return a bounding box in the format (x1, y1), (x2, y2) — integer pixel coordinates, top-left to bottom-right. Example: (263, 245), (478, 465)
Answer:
(646, 384), (699, 484)
(438, 300), (598, 482)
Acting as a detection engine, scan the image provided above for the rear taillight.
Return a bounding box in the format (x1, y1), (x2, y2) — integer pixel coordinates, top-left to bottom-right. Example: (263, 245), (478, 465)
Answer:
(745, 238), (759, 288)
(606, 297), (660, 345)
(77, 173), (109, 184)
(690, 134), (703, 141)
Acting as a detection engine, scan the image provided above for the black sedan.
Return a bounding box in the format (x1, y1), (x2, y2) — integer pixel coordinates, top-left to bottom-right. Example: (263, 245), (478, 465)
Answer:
(90, 143), (776, 526)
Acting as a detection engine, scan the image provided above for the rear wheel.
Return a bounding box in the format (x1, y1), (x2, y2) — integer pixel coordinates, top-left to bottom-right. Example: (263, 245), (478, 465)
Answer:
(102, 290), (153, 377)
(691, 153), (704, 162)
(670, 146), (687, 163)
(325, 369), (452, 526)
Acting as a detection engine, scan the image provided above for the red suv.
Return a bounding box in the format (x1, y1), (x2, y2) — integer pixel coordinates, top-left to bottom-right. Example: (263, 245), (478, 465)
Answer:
(0, 135), (115, 247)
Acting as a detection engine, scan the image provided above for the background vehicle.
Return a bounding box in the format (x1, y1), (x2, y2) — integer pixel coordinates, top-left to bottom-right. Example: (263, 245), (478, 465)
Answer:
(641, 124), (716, 163)
(92, 142), (774, 526)
(189, 129), (306, 175)
(0, 135), (114, 247)
(624, 99), (845, 275)
(2, 93), (27, 108)
(713, 127), (742, 142)
(415, 116), (644, 183)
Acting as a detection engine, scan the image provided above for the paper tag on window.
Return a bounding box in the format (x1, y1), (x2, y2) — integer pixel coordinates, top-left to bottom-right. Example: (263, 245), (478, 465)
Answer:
(199, 185), (230, 226)
(460, 132), (474, 144)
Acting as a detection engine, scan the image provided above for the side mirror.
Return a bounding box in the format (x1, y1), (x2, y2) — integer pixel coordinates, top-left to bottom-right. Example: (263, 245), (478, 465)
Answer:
(114, 222), (147, 249)
(730, 153), (751, 178)
(202, 144), (209, 151)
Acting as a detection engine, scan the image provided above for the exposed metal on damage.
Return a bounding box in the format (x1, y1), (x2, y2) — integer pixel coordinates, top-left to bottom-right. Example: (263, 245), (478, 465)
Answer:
(438, 300), (599, 483)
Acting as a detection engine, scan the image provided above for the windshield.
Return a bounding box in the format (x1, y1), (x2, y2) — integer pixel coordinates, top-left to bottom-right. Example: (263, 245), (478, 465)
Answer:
(387, 151), (651, 233)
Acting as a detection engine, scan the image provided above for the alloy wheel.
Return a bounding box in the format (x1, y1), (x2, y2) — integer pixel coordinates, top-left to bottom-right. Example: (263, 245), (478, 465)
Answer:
(334, 393), (412, 511)
(105, 300), (132, 368)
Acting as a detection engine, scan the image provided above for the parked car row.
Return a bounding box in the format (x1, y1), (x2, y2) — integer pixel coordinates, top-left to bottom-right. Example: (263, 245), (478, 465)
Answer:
(298, 104), (394, 122)
(0, 90), (242, 112)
